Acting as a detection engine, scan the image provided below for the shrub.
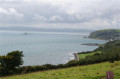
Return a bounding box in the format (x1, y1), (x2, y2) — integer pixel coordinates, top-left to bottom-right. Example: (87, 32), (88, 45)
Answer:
(0, 51), (23, 76)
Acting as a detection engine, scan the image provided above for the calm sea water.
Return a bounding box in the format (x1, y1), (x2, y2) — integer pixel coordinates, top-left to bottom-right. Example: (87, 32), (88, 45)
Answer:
(0, 31), (106, 66)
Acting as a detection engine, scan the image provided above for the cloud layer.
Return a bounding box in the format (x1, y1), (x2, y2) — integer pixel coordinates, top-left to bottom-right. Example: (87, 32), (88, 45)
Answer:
(0, 0), (120, 29)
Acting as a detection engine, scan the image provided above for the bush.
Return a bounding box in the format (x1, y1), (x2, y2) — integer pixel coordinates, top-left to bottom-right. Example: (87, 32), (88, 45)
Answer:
(65, 60), (79, 67)
(0, 51), (23, 76)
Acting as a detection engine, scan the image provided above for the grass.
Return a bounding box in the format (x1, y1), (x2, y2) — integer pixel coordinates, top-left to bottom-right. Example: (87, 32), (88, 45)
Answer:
(78, 51), (102, 59)
(98, 29), (120, 32)
(103, 29), (120, 32)
(0, 61), (120, 79)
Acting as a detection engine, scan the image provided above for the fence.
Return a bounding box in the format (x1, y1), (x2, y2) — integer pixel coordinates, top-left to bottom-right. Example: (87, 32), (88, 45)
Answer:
(106, 71), (114, 79)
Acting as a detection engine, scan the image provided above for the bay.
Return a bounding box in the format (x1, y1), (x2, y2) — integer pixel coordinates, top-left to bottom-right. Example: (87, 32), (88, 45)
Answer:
(0, 31), (106, 66)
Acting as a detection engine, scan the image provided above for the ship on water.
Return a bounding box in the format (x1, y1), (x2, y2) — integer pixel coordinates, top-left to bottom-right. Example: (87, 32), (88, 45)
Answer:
(24, 32), (29, 35)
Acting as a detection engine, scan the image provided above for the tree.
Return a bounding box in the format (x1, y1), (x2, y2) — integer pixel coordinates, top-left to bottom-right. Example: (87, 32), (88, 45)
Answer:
(0, 51), (23, 76)
(6, 51), (24, 69)
(102, 46), (120, 63)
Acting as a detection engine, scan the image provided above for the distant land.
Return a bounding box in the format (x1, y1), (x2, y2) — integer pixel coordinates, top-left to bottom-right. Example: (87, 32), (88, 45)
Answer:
(88, 29), (120, 40)
(0, 26), (94, 33)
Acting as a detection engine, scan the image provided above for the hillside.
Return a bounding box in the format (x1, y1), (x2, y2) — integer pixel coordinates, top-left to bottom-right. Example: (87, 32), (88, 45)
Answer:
(1, 61), (120, 79)
(88, 29), (120, 40)
(78, 51), (101, 59)
(77, 40), (120, 66)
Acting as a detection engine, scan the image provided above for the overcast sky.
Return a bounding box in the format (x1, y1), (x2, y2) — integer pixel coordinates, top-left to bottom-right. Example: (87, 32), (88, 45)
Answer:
(0, 0), (120, 29)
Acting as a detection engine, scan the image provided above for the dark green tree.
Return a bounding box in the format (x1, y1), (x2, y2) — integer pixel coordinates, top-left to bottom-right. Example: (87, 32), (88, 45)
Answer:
(0, 51), (23, 76)
(6, 51), (24, 69)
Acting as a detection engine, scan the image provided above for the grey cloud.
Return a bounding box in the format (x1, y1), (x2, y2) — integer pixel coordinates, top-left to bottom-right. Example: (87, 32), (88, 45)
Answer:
(0, 0), (120, 29)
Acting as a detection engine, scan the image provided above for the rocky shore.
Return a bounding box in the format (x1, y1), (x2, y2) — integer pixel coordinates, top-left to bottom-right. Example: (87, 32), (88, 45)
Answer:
(74, 53), (79, 61)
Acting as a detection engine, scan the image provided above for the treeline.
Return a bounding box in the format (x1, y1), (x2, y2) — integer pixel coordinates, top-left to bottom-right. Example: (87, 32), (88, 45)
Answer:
(88, 29), (120, 40)
(0, 40), (120, 76)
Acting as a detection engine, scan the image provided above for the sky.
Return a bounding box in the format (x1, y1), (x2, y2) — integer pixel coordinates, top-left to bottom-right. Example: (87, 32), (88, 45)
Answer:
(0, 0), (120, 30)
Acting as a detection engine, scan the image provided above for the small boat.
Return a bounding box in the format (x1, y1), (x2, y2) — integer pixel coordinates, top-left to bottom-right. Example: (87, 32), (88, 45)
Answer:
(24, 32), (28, 35)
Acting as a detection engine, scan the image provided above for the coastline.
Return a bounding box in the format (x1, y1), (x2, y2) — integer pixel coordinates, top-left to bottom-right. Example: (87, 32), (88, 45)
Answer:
(84, 36), (109, 41)
(81, 43), (100, 46)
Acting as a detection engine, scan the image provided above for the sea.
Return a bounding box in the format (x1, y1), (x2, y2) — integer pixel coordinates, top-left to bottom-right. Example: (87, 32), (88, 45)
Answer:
(0, 31), (106, 66)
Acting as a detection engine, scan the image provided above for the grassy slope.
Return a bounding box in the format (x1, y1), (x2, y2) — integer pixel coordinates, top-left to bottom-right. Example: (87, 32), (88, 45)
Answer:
(93, 29), (120, 33)
(78, 51), (101, 59)
(1, 61), (120, 79)
(102, 29), (120, 32)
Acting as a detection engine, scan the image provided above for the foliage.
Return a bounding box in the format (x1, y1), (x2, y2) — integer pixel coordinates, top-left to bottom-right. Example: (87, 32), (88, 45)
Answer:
(78, 40), (120, 65)
(0, 51), (23, 76)
(94, 40), (120, 51)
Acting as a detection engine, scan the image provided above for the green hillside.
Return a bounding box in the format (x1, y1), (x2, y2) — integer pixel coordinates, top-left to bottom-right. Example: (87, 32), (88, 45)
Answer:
(88, 29), (120, 40)
(77, 40), (120, 65)
(1, 61), (120, 79)
(78, 51), (101, 59)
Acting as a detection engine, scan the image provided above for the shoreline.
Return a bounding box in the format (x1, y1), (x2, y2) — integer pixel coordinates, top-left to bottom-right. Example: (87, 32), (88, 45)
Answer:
(81, 43), (100, 46)
(84, 36), (108, 41)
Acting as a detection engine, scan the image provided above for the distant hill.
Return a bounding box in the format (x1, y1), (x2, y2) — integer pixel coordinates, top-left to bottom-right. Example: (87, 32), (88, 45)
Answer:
(0, 26), (93, 33)
(88, 29), (120, 40)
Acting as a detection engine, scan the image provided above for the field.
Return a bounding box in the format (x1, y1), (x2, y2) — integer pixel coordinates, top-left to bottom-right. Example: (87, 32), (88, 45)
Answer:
(78, 51), (101, 59)
(0, 61), (120, 79)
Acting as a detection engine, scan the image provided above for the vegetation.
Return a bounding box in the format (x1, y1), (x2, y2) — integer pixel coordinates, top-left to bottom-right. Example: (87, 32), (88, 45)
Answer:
(88, 29), (120, 40)
(94, 40), (120, 52)
(1, 61), (120, 79)
(78, 40), (120, 64)
(78, 51), (101, 59)
(0, 51), (23, 76)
